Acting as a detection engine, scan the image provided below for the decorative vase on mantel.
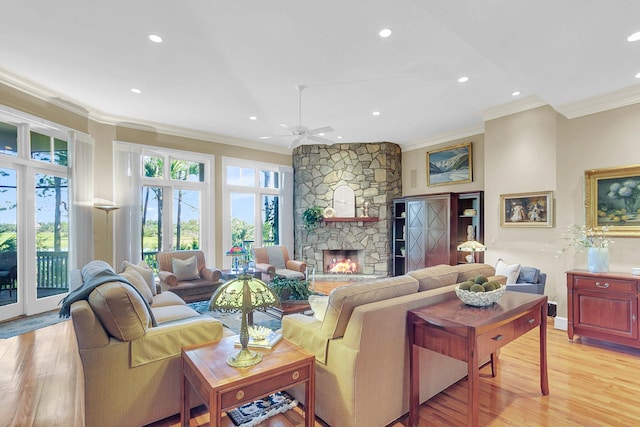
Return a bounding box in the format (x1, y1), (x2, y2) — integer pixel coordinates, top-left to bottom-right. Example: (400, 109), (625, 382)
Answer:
(587, 247), (609, 273)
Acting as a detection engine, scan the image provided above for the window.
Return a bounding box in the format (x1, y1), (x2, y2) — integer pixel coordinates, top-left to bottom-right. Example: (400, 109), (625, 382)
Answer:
(222, 158), (292, 267)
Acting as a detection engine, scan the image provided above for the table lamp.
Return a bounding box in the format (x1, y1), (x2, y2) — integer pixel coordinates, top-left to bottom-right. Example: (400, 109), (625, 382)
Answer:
(209, 271), (280, 367)
(226, 245), (248, 273)
(457, 240), (487, 263)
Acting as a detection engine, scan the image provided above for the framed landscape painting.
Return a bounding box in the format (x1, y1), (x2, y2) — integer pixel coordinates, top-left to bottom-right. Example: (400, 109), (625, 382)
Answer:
(500, 191), (554, 227)
(585, 164), (640, 237)
(426, 142), (472, 186)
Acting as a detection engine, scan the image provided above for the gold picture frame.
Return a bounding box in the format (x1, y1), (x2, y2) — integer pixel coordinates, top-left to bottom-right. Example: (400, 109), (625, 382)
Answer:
(585, 164), (640, 237)
(500, 191), (554, 227)
(426, 142), (472, 186)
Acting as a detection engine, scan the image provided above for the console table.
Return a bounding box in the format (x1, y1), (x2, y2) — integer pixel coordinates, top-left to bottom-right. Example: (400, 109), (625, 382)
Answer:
(407, 292), (548, 427)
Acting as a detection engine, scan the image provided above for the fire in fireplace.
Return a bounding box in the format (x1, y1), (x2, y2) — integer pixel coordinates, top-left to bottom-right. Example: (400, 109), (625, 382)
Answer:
(323, 250), (361, 274)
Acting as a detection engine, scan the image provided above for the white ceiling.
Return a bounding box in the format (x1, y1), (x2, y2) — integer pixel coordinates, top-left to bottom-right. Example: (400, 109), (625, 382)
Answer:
(2, 1), (640, 153)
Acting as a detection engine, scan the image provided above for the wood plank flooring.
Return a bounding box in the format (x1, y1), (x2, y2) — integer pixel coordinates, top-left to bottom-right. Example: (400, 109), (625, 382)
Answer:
(4, 308), (640, 426)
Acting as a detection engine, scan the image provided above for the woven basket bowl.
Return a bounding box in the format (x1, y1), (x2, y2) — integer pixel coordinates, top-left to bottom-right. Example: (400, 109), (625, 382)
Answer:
(455, 284), (506, 307)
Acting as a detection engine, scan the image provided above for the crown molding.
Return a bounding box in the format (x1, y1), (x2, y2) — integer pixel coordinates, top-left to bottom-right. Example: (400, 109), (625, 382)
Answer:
(403, 125), (485, 151)
(0, 67), (290, 155)
(479, 95), (547, 122)
(555, 83), (640, 119)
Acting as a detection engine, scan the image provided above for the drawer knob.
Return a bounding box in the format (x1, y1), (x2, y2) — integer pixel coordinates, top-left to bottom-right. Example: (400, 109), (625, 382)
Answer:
(595, 281), (609, 288)
(236, 390), (245, 400)
(527, 318), (535, 324)
(492, 335), (503, 341)
(292, 371), (300, 380)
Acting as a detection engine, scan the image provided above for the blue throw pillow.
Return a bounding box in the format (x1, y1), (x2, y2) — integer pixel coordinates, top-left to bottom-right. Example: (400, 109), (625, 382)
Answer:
(518, 267), (539, 284)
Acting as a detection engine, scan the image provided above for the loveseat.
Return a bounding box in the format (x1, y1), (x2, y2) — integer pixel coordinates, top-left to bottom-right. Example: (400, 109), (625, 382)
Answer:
(282, 263), (506, 427)
(69, 261), (225, 427)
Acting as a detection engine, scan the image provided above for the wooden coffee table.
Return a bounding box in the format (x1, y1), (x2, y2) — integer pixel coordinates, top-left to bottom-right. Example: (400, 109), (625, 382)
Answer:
(407, 292), (548, 427)
(181, 336), (315, 427)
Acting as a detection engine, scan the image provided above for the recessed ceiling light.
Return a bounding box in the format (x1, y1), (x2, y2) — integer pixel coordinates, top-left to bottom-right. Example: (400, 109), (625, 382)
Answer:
(627, 31), (640, 42)
(379, 28), (392, 38)
(635, 72), (640, 79)
(372, 111), (381, 116)
(458, 76), (469, 83)
(337, 136), (343, 139)
(258, 136), (271, 140)
(149, 34), (163, 43)
(131, 88), (142, 94)
(249, 116), (257, 120)
(512, 91), (521, 96)
(318, 133), (325, 136)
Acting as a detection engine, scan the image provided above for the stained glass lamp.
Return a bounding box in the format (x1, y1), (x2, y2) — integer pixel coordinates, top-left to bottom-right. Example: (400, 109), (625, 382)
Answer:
(456, 240), (487, 263)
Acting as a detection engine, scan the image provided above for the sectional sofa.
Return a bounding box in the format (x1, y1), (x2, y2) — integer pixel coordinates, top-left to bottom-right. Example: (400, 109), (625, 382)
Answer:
(282, 263), (506, 427)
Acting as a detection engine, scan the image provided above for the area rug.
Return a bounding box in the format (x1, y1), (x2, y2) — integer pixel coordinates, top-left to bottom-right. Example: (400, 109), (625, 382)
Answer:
(227, 391), (297, 427)
(0, 310), (67, 339)
(188, 301), (282, 333)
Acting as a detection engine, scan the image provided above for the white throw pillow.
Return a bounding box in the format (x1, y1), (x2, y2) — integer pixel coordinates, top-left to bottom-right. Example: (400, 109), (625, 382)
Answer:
(122, 260), (156, 295)
(172, 256), (200, 281)
(495, 258), (521, 284)
(120, 269), (154, 304)
(308, 295), (329, 322)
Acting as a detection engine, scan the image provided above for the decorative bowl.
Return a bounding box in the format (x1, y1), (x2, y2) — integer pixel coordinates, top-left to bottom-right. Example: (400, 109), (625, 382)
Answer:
(455, 284), (506, 307)
(248, 325), (272, 341)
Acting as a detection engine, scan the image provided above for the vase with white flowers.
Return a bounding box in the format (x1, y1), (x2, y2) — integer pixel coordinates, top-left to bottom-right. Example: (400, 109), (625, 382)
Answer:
(558, 225), (613, 273)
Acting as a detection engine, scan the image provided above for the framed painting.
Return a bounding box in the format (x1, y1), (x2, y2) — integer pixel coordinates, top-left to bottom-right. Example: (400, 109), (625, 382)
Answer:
(426, 142), (472, 186)
(500, 191), (554, 227)
(585, 164), (640, 237)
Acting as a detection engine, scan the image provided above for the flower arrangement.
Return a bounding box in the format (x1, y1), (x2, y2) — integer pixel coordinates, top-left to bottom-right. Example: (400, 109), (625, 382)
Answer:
(226, 245), (248, 256)
(556, 224), (614, 257)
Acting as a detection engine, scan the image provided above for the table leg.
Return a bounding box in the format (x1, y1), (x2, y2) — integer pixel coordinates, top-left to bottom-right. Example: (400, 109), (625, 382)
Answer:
(469, 335), (479, 427)
(181, 366), (189, 427)
(305, 362), (316, 427)
(540, 303), (549, 395)
(408, 317), (419, 427)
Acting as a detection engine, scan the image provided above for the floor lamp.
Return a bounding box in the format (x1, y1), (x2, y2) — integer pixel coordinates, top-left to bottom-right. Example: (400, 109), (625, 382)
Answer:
(94, 204), (119, 266)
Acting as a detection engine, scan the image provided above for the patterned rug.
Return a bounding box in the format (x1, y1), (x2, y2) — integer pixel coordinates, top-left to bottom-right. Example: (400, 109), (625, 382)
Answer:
(0, 310), (67, 339)
(227, 391), (297, 427)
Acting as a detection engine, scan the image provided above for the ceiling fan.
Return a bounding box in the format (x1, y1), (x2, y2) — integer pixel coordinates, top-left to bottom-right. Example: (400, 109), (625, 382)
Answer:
(261, 85), (335, 148)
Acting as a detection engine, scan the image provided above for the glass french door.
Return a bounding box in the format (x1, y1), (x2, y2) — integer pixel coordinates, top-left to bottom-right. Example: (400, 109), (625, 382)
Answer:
(0, 167), (18, 313)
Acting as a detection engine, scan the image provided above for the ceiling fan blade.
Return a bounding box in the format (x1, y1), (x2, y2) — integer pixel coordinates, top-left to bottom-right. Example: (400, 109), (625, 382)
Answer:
(288, 136), (304, 149)
(307, 135), (334, 145)
(307, 126), (334, 135)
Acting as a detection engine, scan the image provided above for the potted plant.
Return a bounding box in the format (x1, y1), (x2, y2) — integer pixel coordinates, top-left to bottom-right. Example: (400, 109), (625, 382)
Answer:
(302, 205), (324, 232)
(269, 276), (312, 302)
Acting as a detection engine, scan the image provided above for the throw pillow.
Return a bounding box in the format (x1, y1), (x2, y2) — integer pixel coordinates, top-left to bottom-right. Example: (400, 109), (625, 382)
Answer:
(495, 258), (521, 284)
(518, 267), (540, 284)
(308, 295), (329, 321)
(265, 246), (286, 269)
(122, 260), (156, 295)
(172, 256), (200, 281)
(120, 269), (154, 304)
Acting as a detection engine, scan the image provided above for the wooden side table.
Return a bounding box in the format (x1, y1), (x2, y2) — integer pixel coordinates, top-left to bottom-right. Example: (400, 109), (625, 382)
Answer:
(407, 292), (548, 427)
(181, 336), (315, 427)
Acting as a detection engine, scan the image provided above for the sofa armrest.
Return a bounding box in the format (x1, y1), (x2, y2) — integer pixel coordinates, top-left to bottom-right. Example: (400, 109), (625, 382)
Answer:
(70, 300), (110, 350)
(158, 270), (178, 287)
(255, 263), (276, 277)
(200, 267), (222, 282)
(286, 259), (306, 273)
(282, 314), (330, 364)
(490, 275), (507, 285)
(130, 317), (223, 367)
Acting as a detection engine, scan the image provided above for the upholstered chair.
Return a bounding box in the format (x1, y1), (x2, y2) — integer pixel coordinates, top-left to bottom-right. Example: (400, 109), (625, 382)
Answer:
(156, 250), (222, 302)
(252, 246), (306, 280)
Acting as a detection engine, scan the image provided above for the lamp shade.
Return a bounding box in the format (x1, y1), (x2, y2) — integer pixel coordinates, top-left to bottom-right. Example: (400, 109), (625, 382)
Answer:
(456, 240), (487, 252)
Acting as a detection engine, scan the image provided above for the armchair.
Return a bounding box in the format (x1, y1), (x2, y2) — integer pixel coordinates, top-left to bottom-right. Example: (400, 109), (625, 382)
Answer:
(253, 246), (306, 280)
(156, 250), (222, 302)
(506, 266), (547, 295)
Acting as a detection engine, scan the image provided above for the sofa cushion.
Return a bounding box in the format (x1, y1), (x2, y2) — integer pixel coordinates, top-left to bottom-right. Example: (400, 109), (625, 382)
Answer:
(151, 290), (187, 308)
(122, 260), (156, 295)
(408, 264), (459, 291)
(495, 259), (521, 284)
(321, 276), (419, 339)
(455, 263), (497, 282)
(88, 281), (151, 341)
(120, 269), (154, 304)
(309, 295), (329, 321)
(518, 267), (540, 284)
(172, 256), (200, 281)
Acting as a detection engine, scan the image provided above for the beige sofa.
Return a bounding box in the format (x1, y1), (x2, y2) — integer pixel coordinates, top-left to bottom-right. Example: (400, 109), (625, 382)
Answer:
(283, 263), (505, 427)
(70, 262), (225, 427)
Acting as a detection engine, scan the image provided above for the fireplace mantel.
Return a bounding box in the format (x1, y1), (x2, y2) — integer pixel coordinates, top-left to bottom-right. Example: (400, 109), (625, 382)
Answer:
(322, 217), (379, 222)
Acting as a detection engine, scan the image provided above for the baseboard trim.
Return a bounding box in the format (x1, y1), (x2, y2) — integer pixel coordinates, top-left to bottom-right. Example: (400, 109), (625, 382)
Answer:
(554, 316), (568, 331)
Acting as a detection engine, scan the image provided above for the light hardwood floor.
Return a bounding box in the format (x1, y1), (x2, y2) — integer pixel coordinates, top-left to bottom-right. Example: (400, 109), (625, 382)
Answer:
(4, 308), (640, 426)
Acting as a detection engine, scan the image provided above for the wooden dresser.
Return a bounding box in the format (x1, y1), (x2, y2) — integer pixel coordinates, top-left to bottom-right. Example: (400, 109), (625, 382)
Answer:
(567, 270), (640, 348)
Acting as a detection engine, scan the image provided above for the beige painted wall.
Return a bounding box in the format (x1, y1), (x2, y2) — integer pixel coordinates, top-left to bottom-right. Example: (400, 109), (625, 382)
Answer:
(404, 103), (640, 323)
(1, 83), (291, 268)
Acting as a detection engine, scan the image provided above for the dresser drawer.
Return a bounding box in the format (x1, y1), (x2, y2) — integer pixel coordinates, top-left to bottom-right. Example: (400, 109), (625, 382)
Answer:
(574, 276), (636, 294)
(477, 322), (515, 357)
(514, 309), (542, 336)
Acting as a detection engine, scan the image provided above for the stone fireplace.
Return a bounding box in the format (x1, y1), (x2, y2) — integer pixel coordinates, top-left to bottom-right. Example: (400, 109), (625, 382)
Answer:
(293, 142), (402, 277)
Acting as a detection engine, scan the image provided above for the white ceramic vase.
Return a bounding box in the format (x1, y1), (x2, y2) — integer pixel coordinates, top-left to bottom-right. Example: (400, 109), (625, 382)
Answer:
(588, 247), (609, 273)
